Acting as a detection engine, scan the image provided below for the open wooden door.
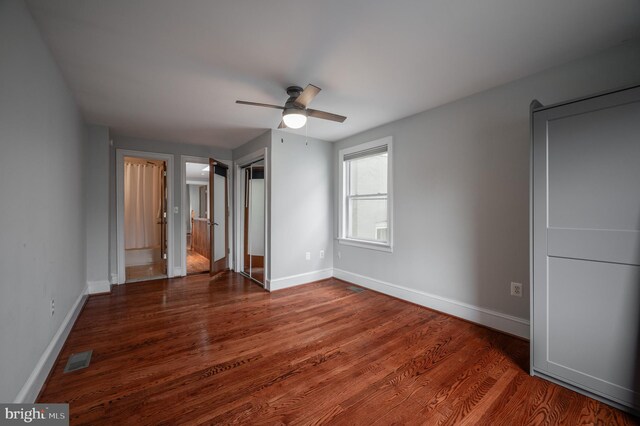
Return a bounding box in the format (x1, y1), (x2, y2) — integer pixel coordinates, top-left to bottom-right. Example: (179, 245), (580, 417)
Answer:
(209, 158), (229, 276)
(159, 162), (168, 275)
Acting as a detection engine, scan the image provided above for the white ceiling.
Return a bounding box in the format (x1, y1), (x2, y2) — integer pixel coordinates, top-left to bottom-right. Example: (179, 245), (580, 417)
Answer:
(185, 162), (208, 183)
(26, 0), (640, 149)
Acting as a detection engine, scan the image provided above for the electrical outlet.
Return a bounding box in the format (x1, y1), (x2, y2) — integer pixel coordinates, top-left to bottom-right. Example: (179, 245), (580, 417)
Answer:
(510, 282), (523, 297)
(305, 252), (311, 260)
(320, 250), (325, 259)
(337, 251), (341, 259)
(51, 299), (55, 316)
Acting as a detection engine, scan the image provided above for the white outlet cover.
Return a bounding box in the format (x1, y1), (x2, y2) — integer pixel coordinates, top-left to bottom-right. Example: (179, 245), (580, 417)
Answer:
(305, 252), (311, 260)
(510, 282), (523, 297)
(320, 250), (325, 259)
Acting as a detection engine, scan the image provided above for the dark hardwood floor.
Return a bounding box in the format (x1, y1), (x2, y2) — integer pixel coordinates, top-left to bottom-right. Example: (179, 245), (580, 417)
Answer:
(38, 273), (637, 425)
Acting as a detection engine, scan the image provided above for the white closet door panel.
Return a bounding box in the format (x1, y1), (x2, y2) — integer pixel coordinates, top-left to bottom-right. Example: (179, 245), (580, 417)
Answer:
(547, 101), (640, 231)
(532, 85), (640, 411)
(546, 257), (639, 404)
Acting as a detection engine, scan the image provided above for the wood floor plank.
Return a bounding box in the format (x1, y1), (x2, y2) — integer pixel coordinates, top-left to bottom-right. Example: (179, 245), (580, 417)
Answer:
(37, 273), (638, 425)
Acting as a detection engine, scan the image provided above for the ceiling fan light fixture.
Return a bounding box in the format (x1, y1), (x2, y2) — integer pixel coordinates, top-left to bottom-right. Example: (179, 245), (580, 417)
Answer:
(282, 108), (307, 129)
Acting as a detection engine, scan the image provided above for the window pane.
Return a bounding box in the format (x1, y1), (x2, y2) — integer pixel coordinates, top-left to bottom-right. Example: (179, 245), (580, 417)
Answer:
(347, 153), (387, 195)
(348, 198), (388, 242)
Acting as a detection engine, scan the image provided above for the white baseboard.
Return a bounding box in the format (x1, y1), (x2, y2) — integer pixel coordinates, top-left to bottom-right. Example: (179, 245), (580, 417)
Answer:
(14, 286), (88, 403)
(268, 268), (334, 291)
(333, 268), (530, 339)
(87, 280), (111, 294)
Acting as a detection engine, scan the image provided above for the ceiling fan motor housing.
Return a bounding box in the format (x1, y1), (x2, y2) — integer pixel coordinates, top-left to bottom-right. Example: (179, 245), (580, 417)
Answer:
(284, 86), (305, 110)
(286, 86), (304, 97)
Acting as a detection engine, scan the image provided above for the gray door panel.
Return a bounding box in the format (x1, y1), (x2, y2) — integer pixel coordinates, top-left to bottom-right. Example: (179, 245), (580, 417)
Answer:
(548, 228), (640, 266)
(547, 101), (640, 230)
(547, 257), (639, 405)
(532, 110), (550, 373)
(532, 85), (640, 410)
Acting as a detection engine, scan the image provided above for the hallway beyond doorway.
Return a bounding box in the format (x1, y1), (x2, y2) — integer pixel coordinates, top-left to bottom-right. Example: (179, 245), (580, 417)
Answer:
(186, 248), (209, 275)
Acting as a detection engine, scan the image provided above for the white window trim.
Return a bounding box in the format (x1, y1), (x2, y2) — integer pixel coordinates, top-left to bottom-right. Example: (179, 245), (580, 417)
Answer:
(338, 136), (393, 252)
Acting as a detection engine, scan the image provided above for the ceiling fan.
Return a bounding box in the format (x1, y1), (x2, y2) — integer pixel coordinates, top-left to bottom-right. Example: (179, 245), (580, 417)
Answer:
(236, 84), (347, 129)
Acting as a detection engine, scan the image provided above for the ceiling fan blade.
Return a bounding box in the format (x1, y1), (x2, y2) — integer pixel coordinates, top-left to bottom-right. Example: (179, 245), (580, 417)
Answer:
(236, 100), (284, 110)
(277, 120), (286, 129)
(307, 108), (347, 123)
(293, 84), (321, 108)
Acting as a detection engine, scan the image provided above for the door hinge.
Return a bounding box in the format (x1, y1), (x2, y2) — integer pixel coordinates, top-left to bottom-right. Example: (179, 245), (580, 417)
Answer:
(163, 253), (167, 260)
(163, 171), (167, 177)
(163, 211), (167, 218)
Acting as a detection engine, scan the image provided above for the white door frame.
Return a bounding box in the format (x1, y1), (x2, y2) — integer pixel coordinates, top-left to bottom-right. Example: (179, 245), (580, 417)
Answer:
(116, 149), (174, 284)
(180, 155), (233, 275)
(234, 148), (269, 287)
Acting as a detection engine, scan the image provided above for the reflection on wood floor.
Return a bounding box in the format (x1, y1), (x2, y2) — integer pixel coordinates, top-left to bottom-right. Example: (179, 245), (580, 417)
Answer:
(187, 249), (209, 275)
(248, 267), (264, 283)
(38, 273), (634, 424)
(125, 262), (166, 283)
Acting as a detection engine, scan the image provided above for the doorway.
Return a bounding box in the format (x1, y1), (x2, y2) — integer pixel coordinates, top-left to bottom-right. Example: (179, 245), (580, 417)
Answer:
(181, 156), (233, 277)
(122, 156), (167, 283)
(116, 150), (174, 284)
(185, 161), (210, 275)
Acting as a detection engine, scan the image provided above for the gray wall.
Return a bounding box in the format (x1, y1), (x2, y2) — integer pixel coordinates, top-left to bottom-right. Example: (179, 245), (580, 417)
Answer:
(85, 125), (110, 287)
(270, 130), (333, 280)
(232, 130), (271, 161)
(231, 130), (334, 283)
(0, 0), (87, 402)
(109, 135), (232, 279)
(333, 40), (640, 321)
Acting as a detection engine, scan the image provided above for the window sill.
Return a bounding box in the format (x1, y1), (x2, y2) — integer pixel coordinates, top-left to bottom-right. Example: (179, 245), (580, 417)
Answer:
(337, 238), (393, 252)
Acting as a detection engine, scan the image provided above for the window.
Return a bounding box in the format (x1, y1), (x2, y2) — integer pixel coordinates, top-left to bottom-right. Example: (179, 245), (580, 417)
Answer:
(339, 137), (392, 251)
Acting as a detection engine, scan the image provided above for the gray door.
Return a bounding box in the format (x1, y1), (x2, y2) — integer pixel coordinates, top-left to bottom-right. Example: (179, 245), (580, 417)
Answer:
(532, 86), (640, 410)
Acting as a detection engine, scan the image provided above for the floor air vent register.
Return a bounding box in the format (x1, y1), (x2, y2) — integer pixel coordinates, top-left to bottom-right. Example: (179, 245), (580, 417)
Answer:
(64, 350), (93, 373)
(346, 286), (365, 293)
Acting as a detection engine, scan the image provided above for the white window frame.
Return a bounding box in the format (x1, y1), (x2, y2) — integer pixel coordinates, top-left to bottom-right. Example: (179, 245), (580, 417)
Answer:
(338, 136), (393, 252)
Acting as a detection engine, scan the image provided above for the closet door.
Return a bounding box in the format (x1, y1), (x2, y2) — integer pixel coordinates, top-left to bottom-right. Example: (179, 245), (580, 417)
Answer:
(248, 164), (265, 283)
(532, 86), (640, 410)
(242, 161), (266, 285)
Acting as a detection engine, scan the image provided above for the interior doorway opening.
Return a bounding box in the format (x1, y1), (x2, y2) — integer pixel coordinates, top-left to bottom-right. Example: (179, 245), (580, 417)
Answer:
(123, 156), (168, 283)
(185, 161), (210, 275)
